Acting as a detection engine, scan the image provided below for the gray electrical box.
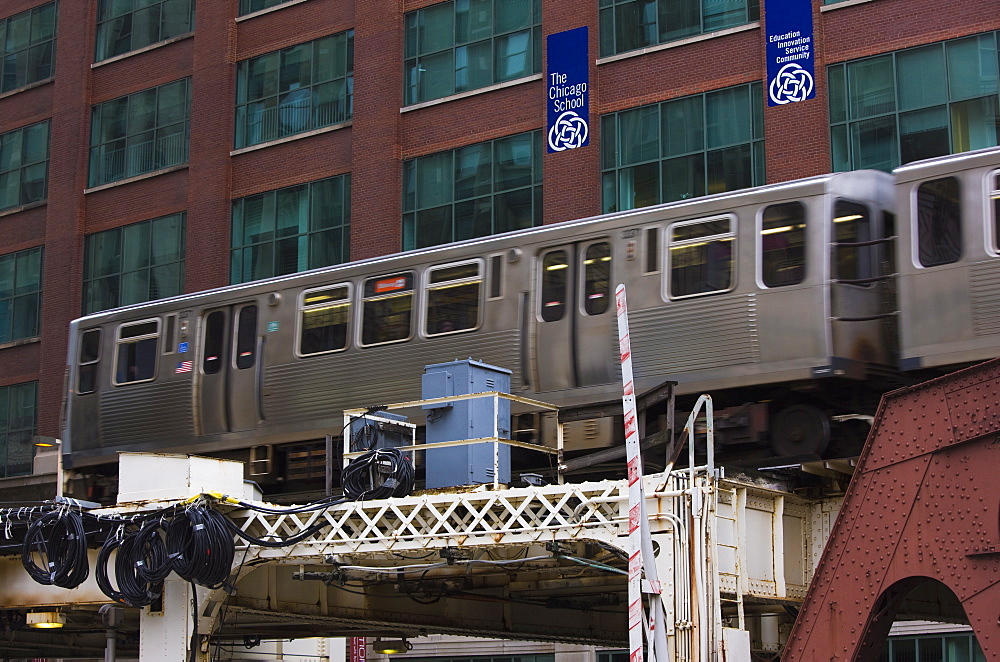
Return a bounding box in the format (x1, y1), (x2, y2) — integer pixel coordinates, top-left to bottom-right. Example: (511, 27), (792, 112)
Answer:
(422, 359), (512, 489)
(348, 411), (412, 458)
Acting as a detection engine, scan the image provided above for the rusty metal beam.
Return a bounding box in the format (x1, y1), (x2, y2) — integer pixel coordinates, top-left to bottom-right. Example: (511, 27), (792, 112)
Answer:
(782, 359), (1000, 660)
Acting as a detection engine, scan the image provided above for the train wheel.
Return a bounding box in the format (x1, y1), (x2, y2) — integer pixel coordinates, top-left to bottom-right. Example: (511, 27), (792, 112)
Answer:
(770, 404), (830, 457)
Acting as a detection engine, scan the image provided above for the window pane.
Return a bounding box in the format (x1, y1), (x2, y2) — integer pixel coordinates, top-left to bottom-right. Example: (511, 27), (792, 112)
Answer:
(896, 45), (947, 111)
(235, 305), (257, 369)
(706, 85), (751, 148)
(900, 106), (950, 164)
(834, 199), (872, 281)
(495, 133), (534, 189)
(362, 274), (413, 345)
(951, 96), (1000, 153)
(426, 263), (480, 335)
(670, 219), (734, 298)
(663, 96), (704, 156)
(761, 202), (806, 286)
(583, 242), (612, 315)
(202, 311), (225, 375)
(619, 105), (660, 165)
(916, 177), (962, 267)
(455, 142), (492, 200)
(947, 34), (999, 101)
(300, 286), (350, 355)
(541, 250), (568, 322)
(848, 56), (895, 119)
(661, 0), (700, 42)
(851, 116), (897, 171)
(404, 0), (540, 103)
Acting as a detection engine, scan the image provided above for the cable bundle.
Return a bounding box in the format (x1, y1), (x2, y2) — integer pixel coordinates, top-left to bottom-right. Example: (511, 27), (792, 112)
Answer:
(20, 510), (90, 589)
(167, 507), (235, 588)
(342, 447), (415, 500)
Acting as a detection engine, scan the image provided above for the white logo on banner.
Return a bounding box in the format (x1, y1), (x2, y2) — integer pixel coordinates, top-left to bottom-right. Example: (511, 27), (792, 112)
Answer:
(769, 63), (814, 104)
(547, 111), (589, 151)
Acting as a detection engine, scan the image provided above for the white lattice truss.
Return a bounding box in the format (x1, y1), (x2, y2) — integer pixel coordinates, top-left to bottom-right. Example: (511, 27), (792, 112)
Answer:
(227, 480), (631, 561)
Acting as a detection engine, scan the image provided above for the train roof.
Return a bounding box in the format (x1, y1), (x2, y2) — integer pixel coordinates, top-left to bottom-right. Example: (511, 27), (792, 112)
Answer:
(893, 144), (1000, 184)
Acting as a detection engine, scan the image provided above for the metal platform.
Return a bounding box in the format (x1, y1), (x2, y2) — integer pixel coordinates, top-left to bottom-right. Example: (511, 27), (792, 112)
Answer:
(0, 453), (841, 661)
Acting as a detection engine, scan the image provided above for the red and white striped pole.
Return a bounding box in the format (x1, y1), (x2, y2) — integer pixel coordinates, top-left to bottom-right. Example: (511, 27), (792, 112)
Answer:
(616, 284), (668, 662)
(617, 285), (647, 662)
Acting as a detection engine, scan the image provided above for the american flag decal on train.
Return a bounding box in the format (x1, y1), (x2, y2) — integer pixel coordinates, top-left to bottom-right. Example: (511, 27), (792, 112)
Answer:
(175, 361), (193, 374)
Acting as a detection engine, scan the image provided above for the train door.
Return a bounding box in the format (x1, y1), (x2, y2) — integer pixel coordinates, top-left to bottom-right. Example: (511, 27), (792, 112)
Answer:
(535, 239), (614, 392)
(830, 198), (894, 368)
(198, 302), (261, 435)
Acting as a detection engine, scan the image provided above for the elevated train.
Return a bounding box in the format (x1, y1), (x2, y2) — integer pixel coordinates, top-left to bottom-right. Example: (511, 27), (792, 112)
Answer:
(62, 146), (1000, 483)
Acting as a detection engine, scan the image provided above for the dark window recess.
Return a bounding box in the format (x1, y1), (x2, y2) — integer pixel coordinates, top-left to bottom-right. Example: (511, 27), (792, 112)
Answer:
(541, 250), (569, 322)
(235, 306), (257, 369)
(116, 338), (157, 383)
(833, 200), (873, 282)
(300, 286), (351, 356)
(917, 176), (962, 267)
(490, 254), (503, 298)
(645, 227), (659, 273)
(163, 315), (176, 354)
(583, 242), (612, 316)
(203, 311), (226, 375)
(362, 273), (414, 345)
(78, 329), (101, 395)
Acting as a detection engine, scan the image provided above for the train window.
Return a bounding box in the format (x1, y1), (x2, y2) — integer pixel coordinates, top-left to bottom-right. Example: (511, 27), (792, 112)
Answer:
(761, 202), (806, 287)
(163, 315), (176, 354)
(993, 172), (1000, 253)
(645, 227), (659, 274)
(541, 250), (569, 322)
(583, 242), (612, 315)
(489, 254), (503, 299)
(668, 217), (734, 298)
(916, 177), (961, 267)
(833, 200), (872, 282)
(78, 329), (101, 395)
(426, 261), (481, 336)
(361, 272), (414, 346)
(114, 319), (159, 385)
(203, 311), (226, 375)
(235, 306), (257, 370)
(299, 285), (351, 356)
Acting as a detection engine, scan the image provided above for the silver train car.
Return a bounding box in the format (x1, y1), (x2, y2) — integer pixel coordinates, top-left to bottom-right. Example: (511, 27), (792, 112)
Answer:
(61, 147), (999, 480)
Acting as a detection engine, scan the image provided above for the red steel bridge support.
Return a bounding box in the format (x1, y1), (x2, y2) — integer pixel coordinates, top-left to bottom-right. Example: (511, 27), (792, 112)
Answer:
(783, 359), (1000, 660)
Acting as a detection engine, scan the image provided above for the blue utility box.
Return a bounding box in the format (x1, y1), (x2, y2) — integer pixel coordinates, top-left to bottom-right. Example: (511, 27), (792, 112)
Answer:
(422, 359), (512, 489)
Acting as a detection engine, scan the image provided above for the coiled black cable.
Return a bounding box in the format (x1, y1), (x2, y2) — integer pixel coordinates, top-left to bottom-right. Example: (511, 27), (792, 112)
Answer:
(20, 510), (90, 589)
(167, 507), (235, 588)
(95, 520), (170, 607)
(342, 447), (415, 501)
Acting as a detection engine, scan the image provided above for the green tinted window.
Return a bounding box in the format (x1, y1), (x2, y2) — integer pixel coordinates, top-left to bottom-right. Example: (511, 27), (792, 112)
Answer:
(0, 382), (37, 478)
(1, 2), (56, 93)
(599, 0), (759, 57)
(89, 79), (190, 187)
(829, 31), (1000, 171)
(83, 213), (185, 314)
(231, 174), (350, 284)
(95, 0), (193, 62)
(235, 31), (353, 148)
(602, 83), (763, 213)
(0, 246), (43, 343)
(404, 0), (541, 105)
(403, 131), (542, 250)
(0, 121), (49, 211)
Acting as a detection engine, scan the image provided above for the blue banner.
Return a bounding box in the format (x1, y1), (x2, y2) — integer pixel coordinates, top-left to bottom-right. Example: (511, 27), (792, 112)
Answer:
(765, 0), (815, 106)
(546, 27), (589, 152)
